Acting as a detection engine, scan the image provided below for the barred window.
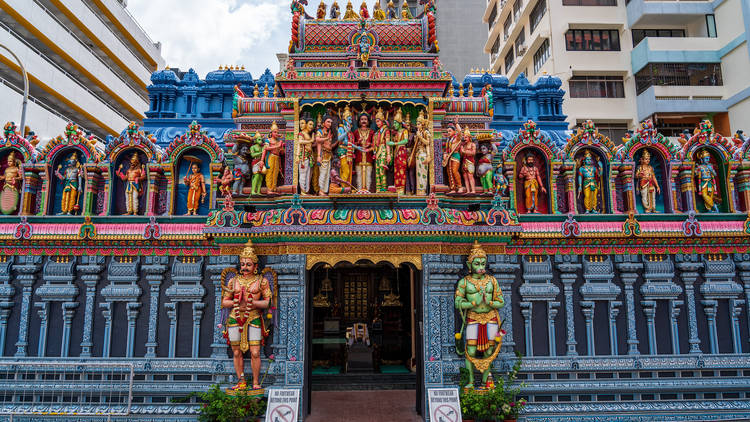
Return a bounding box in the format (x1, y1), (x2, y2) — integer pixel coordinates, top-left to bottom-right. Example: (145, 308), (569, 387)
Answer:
(515, 27), (526, 56)
(565, 29), (620, 51)
(533, 39), (550, 74)
(505, 50), (515, 73)
(488, 4), (498, 31)
(529, 0), (546, 33)
(503, 16), (512, 40)
(632, 29), (685, 47)
(569, 76), (625, 98)
(635, 63), (723, 95)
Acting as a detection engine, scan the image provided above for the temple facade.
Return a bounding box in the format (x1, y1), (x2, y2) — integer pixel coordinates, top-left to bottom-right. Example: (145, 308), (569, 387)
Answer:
(1, 1), (750, 421)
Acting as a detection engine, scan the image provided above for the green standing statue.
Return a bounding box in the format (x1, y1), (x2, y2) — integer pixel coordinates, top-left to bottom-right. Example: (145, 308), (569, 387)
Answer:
(249, 131), (265, 195)
(455, 241), (505, 388)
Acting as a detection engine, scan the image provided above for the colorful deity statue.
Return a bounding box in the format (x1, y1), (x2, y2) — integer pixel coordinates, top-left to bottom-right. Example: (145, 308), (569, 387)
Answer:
(221, 242), (272, 391)
(329, 155), (354, 194)
(249, 132), (264, 196)
(298, 116), (315, 194)
(386, 0), (397, 19)
(694, 149), (719, 212)
(55, 151), (83, 215)
(518, 153), (546, 213)
(343, 1), (360, 20)
(461, 129), (477, 194)
(183, 158), (206, 215)
(262, 122), (284, 194)
(635, 150), (659, 213)
(336, 106), (354, 187)
(443, 116), (463, 193)
(493, 166), (508, 196)
(116, 152), (146, 215)
(388, 109), (409, 194)
(316, 115), (336, 195)
(316, 1), (326, 19)
(1, 151), (22, 215)
(411, 111), (432, 196)
(373, 107), (391, 193)
(404, 113), (416, 195)
(577, 150), (602, 214)
(477, 142), (497, 192)
(359, 1), (369, 19)
(231, 139), (251, 196)
(455, 241), (504, 387)
(218, 166), (234, 198)
(401, 0), (414, 19)
(330, 1), (341, 19)
(353, 111), (374, 192)
(373, 2), (386, 20)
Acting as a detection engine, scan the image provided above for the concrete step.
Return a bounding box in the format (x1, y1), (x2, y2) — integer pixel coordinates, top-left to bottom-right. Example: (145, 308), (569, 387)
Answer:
(311, 373), (417, 391)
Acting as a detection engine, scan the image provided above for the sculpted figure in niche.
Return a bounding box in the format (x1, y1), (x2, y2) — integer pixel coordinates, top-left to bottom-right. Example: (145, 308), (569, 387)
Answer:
(635, 150), (660, 213)
(316, 1), (326, 19)
(336, 106), (354, 187)
(297, 117), (314, 194)
(55, 151), (83, 215)
(316, 115), (336, 195)
(183, 158), (206, 215)
(343, 1), (360, 20)
(694, 149), (719, 212)
(477, 142), (497, 193)
(373, 107), (391, 193)
(221, 243), (272, 391)
(443, 116), (463, 193)
(518, 153), (546, 213)
(116, 152), (146, 215)
(372, 2), (386, 20)
(359, 1), (369, 19)
(262, 122), (284, 194)
(386, 0), (397, 19)
(249, 132), (264, 196)
(329, 1), (340, 19)
(388, 109), (409, 194)
(460, 128), (477, 194)
(1, 151), (22, 215)
(577, 150), (602, 213)
(411, 111), (432, 196)
(231, 139), (251, 196)
(455, 241), (504, 387)
(352, 112), (374, 192)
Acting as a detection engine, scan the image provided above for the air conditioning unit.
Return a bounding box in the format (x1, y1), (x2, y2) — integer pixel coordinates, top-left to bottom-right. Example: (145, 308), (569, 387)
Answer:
(517, 44), (527, 55)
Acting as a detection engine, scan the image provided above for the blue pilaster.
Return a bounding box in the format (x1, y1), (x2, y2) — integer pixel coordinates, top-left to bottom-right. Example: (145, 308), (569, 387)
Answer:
(78, 255), (105, 357)
(0, 256), (14, 355)
(143, 256), (168, 358)
(13, 255), (41, 357)
(556, 255), (581, 356)
(615, 255), (642, 355)
(206, 255), (236, 359)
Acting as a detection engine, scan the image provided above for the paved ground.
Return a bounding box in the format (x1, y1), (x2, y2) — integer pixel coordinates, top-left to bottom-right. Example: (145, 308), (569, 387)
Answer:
(305, 390), (423, 422)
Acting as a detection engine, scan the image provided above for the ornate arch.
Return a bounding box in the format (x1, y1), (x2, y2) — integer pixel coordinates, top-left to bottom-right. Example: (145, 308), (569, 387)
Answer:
(502, 120), (563, 161)
(164, 121), (225, 164)
(680, 120), (736, 161)
(564, 120), (616, 161)
(1, 122), (37, 162)
(615, 119), (679, 162)
(38, 123), (103, 163)
(105, 122), (164, 163)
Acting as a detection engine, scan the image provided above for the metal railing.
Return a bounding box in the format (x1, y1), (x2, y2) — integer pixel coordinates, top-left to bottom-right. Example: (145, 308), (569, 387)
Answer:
(0, 362), (134, 416)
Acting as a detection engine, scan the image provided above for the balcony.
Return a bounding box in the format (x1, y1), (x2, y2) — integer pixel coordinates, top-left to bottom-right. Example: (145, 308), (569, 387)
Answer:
(627, 0), (713, 27)
(636, 85), (725, 121)
(631, 37), (722, 73)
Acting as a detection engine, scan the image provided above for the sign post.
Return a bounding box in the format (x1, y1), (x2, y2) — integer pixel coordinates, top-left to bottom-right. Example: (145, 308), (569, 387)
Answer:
(427, 388), (462, 422)
(265, 388), (301, 422)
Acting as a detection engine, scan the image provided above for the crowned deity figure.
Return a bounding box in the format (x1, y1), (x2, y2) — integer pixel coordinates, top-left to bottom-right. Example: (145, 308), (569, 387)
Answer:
(372, 2), (386, 20)
(231, 139), (251, 196)
(329, 1), (341, 19)
(359, 1), (370, 19)
(116, 152), (146, 215)
(316, 115), (336, 195)
(460, 129), (477, 194)
(373, 107), (391, 193)
(477, 142), (497, 192)
(221, 242), (272, 391)
(494, 166), (508, 197)
(249, 132), (265, 196)
(297, 116), (315, 194)
(694, 150), (719, 212)
(336, 106), (355, 187)
(401, 0), (414, 19)
(411, 112), (432, 195)
(261, 122), (284, 194)
(343, 1), (360, 19)
(388, 109), (409, 194)
(455, 241), (505, 387)
(635, 150), (660, 213)
(353, 111), (374, 192)
(316, 1), (327, 19)
(443, 116), (464, 193)
(1, 151), (22, 215)
(577, 150), (602, 213)
(518, 153), (547, 213)
(183, 159), (206, 215)
(386, 0), (397, 19)
(55, 151), (83, 215)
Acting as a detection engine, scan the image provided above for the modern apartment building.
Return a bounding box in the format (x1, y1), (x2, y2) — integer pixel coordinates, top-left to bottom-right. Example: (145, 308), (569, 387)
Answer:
(380, 0), (487, 78)
(484, 0), (750, 138)
(0, 0), (164, 139)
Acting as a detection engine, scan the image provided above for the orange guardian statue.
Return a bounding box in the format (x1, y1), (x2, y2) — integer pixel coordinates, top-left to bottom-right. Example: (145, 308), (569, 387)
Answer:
(518, 153), (546, 213)
(182, 157), (206, 215)
(116, 152), (146, 215)
(635, 150), (660, 213)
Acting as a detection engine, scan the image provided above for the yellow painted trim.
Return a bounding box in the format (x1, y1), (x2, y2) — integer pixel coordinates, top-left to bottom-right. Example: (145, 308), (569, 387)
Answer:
(48, 0), (148, 90)
(87, 0), (158, 69)
(0, 55), (119, 136)
(0, 1), (145, 120)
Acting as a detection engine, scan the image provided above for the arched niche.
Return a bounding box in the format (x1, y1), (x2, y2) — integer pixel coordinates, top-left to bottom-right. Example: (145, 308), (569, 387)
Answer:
(573, 147), (610, 214)
(48, 147), (87, 215)
(632, 147), (669, 214)
(174, 148), (211, 216)
(515, 146), (551, 214)
(0, 147), (26, 215)
(692, 147), (730, 213)
(110, 149), (149, 216)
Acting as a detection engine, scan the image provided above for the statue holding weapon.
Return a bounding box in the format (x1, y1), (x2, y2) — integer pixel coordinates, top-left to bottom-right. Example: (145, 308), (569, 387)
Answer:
(55, 151), (83, 215)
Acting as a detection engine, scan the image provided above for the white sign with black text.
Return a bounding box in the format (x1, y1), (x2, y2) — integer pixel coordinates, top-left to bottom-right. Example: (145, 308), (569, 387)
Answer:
(265, 388), (300, 422)
(428, 388), (462, 422)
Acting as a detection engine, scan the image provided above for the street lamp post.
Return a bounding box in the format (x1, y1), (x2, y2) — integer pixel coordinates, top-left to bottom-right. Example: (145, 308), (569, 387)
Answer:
(0, 43), (29, 137)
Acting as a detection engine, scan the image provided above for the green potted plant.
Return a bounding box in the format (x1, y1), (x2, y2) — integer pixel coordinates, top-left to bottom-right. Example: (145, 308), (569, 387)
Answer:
(176, 385), (267, 422)
(459, 354), (527, 422)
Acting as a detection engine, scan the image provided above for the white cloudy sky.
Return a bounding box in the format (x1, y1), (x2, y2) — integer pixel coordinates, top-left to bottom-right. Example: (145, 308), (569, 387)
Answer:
(127, 0), (385, 78)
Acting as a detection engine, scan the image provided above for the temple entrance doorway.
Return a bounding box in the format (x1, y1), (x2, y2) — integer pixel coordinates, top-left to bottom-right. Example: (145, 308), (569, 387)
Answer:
(304, 261), (423, 418)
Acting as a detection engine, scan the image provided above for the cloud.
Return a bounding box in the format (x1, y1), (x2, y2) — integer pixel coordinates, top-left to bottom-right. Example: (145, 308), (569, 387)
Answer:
(127, 0), (287, 78)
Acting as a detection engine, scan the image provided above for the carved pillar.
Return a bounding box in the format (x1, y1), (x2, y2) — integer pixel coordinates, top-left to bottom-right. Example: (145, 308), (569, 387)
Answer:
(702, 254), (743, 354)
(547, 303), (558, 356)
(727, 163), (739, 213)
(610, 166), (621, 213)
(126, 303), (141, 358)
(608, 301), (621, 355)
(35, 302), (49, 357)
(100, 302), (113, 358)
(143, 256), (168, 358)
(192, 303), (205, 358)
(165, 257), (206, 358)
(730, 298), (743, 353)
(702, 300), (718, 354)
(734, 166), (750, 212)
(676, 255), (703, 354)
(60, 302), (78, 357)
(581, 301), (595, 355)
(101, 256), (142, 358)
(669, 300), (683, 354)
(207, 255), (237, 359)
(735, 254), (750, 349)
(14, 255), (42, 357)
(679, 164), (695, 213)
(0, 256), (14, 355)
(640, 255), (681, 355)
(641, 301), (656, 354)
(669, 162), (680, 213)
(619, 164), (634, 213)
(489, 255), (519, 353)
(519, 255), (559, 357)
(520, 302), (533, 357)
(79, 256), (105, 357)
(166, 302), (178, 358)
(615, 256), (642, 355)
(562, 164), (576, 214)
(555, 256), (581, 356)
